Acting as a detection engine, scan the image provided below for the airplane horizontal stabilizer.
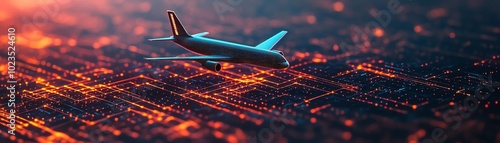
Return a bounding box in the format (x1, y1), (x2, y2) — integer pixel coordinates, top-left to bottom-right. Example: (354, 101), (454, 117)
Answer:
(144, 55), (232, 61)
(192, 32), (209, 37)
(148, 36), (175, 41)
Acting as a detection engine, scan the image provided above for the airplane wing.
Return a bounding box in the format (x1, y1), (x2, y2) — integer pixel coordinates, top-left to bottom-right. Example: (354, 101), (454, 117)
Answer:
(255, 31), (288, 50)
(144, 55), (232, 61)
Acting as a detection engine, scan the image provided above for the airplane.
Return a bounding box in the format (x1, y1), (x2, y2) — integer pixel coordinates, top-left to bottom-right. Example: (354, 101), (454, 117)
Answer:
(145, 10), (289, 72)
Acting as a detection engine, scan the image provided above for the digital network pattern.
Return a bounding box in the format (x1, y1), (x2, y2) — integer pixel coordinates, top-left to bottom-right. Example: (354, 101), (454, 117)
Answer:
(0, 0), (499, 143)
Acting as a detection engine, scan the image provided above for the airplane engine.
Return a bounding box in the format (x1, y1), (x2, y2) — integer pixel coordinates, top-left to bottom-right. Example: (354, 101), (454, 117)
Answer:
(272, 50), (284, 56)
(201, 61), (222, 72)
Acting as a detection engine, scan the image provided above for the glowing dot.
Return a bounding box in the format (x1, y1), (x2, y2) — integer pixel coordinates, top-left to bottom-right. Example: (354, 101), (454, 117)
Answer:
(417, 129), (426, 137)
(93, 43), (101, 49)
(212, 122), (222, 129)
(53, 38), (62, 46)
(449, 32), (456, 38)
(295, 52), (306, 58)
(130, 132), (139, 138)
(356, 65), (363, 70)
(68, 39), (77, 46)
(412, 105), (417, 109)
(310, 117), (317, 123)
(113, 130), (121, 136)
(342, 131), (352, 140)
(98, 36), (111, 45)
(344, 119), (353, 127)
(134, 26), (146, 35)
(129, 46), (138, 52)
(213, 131), (223, 138)
(333, 44), (339, 51)
(227, 135), (238, 143)
(373, 28), (384, 37)
(333, 2), (344, 12)
(0, 65), (6, 75)
(306, 15), (316, 24)
(10, 135), (16, 141)
(414, 25), (422, 33)
(312, 58), (322, 63)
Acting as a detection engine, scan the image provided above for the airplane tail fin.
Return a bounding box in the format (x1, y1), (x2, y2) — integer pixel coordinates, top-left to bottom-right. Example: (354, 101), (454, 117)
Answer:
(167, 10), (190, 37)
(255, 31), (288, 50)
(148, 11), (209, 42)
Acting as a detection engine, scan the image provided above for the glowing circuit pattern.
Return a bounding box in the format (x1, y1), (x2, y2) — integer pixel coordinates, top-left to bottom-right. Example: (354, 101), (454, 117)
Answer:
(0, 0), (500, 143)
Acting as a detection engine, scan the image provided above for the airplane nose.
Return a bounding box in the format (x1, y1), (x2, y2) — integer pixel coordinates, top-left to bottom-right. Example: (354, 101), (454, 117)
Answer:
(279, 61), (289, 68)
